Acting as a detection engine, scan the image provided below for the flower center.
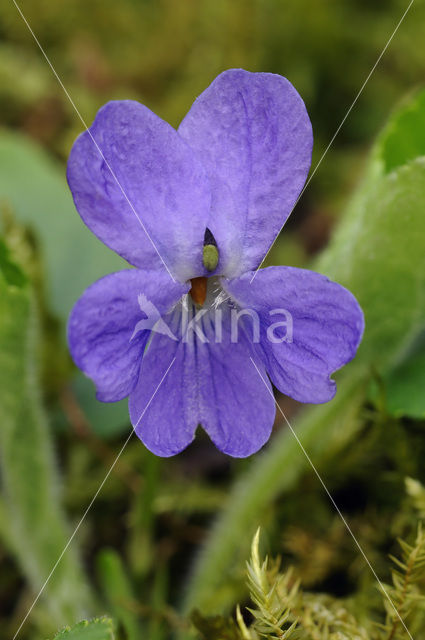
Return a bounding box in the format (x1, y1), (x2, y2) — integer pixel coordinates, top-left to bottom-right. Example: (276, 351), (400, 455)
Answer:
(189, 276), (208, 306)
(189, 229), (220, 306)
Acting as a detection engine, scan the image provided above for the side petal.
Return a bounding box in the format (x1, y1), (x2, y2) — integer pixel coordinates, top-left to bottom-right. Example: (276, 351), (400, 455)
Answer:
(224, 267), (364, 403)
(178, 69), (313, 276)
(67, 100), (211, 281)
(68, 269), (187, 402)
(198, 306), (276, 457)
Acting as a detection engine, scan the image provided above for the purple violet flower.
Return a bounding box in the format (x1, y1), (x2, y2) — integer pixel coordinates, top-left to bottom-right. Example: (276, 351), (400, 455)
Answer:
(67, 69), (364, 458)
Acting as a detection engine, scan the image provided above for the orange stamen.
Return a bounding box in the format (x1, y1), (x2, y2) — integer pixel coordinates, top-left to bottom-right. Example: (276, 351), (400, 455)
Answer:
(189, 276), (208, 306)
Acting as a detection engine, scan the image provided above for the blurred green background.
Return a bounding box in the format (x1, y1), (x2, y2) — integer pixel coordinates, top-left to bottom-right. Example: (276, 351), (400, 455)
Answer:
(1, 1), (425, 639)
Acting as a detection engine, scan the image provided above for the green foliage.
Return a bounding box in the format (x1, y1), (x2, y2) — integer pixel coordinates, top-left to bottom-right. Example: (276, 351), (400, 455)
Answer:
(192, 529), (373, 640)
(70, 374), (129, 439)
(51, 617), (115, 640)
(239, 530), (369, 640)
(378, 526), (425, 638)
(96, 549), (139, 640)
(317, 157), (425, 373)
(376, 87), (425, 175)
(405, 478), (425, 519)
(376, 340), (425, 419)
(318, 86), (425, 419)
(183, 371), (366, 615)
(0, 132), (129, 436)
(0, 131), (124, 317)
(191, 610), (241, 640)
(0, 250), (92, 630)
(371, 85), (425, 419)
(226, 529), (425, 640)
(0, 235), (27, 287)
(244, 530), (299, 639)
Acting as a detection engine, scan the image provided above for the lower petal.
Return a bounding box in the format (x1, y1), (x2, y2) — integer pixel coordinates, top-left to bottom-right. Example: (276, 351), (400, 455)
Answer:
(197, 308), (276, 457)
(129, 316), (198, 456)
(129, 300), (276, 458)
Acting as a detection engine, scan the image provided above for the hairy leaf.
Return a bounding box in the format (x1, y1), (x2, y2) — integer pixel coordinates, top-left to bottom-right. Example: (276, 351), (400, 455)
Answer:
(0, 266), (92, 627)
(0, 132), (129, 436)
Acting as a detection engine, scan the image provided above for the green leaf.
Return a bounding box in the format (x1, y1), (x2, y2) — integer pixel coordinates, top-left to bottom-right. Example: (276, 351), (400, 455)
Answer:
(0, 131), (129, 436)
(72, 375), (129, 439)
(360, 87), (425, 418)
(317, 158), (425, 419)
(0, 130), (124, 318)
(375, 87), (425, 175)
(375, 336), (425, 419)
(316, 157), (425, 374)
(0, 266), (93, 627)
(0, 235), (27, 287)
(52, 617), (115, 640)
(96, 549), (140, 640)
(190, 610), (241, 640)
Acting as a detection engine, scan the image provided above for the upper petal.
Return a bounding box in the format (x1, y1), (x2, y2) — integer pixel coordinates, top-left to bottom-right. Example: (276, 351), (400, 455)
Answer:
(178, 69), (313, 276)
(68, 269), (187, 402)
(223, 267), (364, 403)
(67, 100), (212, 282)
